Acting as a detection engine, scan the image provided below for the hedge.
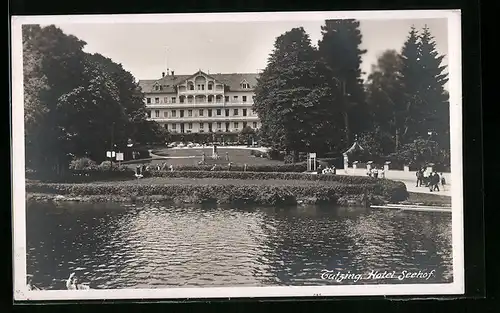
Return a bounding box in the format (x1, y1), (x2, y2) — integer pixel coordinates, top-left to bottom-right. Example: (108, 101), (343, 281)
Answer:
(26, 180), (407, 206)
(143, 170), (408, 201)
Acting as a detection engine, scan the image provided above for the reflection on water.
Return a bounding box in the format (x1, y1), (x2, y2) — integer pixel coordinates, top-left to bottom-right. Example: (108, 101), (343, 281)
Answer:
(26, 201), (453, 290)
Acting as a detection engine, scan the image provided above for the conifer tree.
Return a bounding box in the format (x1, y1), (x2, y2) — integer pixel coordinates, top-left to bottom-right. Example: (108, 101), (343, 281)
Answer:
(317, 19), (369, 147)
(253, 27), (344, 159)
(418, 25), (450, 149)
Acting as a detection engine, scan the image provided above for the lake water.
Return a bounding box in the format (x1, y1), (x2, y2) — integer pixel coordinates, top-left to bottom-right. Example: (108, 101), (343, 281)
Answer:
(26, 201), (453, 290)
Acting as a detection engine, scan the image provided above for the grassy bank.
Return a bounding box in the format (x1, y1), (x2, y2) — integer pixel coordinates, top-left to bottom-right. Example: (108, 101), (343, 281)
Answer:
(26, 176), (408, 207)
(401, 192), (452, 206)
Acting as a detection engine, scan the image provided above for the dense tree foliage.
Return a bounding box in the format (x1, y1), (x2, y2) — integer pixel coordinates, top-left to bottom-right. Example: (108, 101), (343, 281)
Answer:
(253, 22), (450, 166)
(253, 27), (344, 160)
(23, 24), (162, 175)
(366, 49), (407, 153)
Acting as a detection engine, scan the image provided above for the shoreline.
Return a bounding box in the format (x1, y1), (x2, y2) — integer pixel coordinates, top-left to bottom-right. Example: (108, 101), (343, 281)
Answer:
(26, 191), (451, 209)
(26, 191), (385, 207)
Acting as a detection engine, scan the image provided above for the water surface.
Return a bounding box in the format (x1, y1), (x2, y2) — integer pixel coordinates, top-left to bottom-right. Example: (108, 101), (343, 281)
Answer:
(26, 201), (453, 289)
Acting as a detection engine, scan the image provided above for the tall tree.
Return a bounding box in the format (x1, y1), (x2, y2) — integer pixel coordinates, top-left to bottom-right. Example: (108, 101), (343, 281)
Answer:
(253, 27), (344, 159)
(56, 59), (130, 162)
(85, 53), (148, 142)
(418, 26), (450, 149)
(399, 26), (421, 143)
(317, 19), (369, 147)
(23, 24), (88, 175)
(366, 49), (406, 153)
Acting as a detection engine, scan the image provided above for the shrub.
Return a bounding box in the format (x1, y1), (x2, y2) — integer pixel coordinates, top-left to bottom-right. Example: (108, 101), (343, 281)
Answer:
(69, 157), (97, 170)
(98, 161), (112, 170)
(283, 154), (295, 164)
(267, 149), (284, 161)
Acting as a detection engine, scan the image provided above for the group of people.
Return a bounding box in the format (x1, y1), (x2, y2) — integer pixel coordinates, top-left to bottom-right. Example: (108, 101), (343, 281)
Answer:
(135, 162), (174, 176)
(416, 168), (446, 192)
(317, 164), (336, 175)
(366, 167), (385, 179)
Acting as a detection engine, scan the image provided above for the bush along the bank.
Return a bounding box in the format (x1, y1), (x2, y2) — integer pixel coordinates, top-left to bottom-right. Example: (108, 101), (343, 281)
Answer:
(26, 178), (408, 206)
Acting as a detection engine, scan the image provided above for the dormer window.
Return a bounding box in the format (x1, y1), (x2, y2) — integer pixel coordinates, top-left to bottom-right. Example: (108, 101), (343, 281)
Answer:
(240, 81), (250, 89)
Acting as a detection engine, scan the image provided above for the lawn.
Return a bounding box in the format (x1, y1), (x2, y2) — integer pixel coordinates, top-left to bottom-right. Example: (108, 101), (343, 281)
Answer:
(123, 147), (283, 167)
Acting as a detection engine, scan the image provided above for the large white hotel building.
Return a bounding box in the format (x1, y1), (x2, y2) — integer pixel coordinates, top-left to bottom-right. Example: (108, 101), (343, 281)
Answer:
(138, 70), (261, 134)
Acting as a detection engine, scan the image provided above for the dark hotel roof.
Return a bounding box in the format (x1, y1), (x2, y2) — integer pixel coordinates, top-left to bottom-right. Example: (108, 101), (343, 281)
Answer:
(138, 70), (259, 94)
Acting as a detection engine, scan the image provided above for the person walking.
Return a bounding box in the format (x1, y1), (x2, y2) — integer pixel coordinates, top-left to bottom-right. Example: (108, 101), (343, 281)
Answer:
(433, 172), (441, 192)
(416, 169), (423, 187)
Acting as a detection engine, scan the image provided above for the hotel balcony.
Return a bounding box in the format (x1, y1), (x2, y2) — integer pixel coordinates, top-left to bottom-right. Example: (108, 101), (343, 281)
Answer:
(148, 115), (259, 123)
(178, 89), (225, 95)
(147, 101), (254, 108)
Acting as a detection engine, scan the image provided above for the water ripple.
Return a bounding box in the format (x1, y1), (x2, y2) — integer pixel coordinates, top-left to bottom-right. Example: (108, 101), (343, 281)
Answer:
(25, 202), (453, 290)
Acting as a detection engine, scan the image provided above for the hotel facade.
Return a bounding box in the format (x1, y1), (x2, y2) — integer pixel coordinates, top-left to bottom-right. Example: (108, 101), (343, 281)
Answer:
(138, 70), (261, 134)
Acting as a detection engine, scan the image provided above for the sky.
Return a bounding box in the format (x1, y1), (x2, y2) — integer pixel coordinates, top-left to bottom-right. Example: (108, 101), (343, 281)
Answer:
(48, 17), (448, 83)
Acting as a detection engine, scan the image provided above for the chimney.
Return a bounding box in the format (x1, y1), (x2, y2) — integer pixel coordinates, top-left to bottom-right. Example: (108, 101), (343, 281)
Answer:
(162, 72), (165, 77)
(166, 68), (170, 76)
(171, 70), (175, 76)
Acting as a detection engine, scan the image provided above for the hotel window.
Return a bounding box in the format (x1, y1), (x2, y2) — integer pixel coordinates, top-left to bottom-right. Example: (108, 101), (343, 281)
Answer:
(243, 122), (247, 128)
(217, 122), (221, 129)
(146, 98), (151, 104)
(155, 110), (160, 118)
(208, 84), (213, 90)
(188, 110), (193, 117)
(163, 111), (168, 118)
(164, 97), (168, 103)
(208, 109), (212, 117)
(253, 122), (257, 128)
(180, 97), (185, 104)
(243, 109), (247, 116)
(188, 123), (193, 130)
(164, 124), (168, 129)
(233, 96), (238, 101)
(171, 110), (177, 117)
(234, 109), (239, 116)
(199, 109), (204, 117)
(199, 123), (204, 129)
(242, 96), (247, 102)
(234, 122), (239, 129)
(171, 97), (176, 103)
(155, 97), (160, 104)
(216, 109), (221, 116)
(189, 84), (194, 90)
(172, 124), (177, 130)
(225, 96), (229, 102)
(180, 110), (184, 118)
(225, 109), (230, 117)
(147, 111), (151, 118)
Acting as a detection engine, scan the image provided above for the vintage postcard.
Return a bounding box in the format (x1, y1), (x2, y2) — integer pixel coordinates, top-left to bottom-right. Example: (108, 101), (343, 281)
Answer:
(11, 10), (463, 301)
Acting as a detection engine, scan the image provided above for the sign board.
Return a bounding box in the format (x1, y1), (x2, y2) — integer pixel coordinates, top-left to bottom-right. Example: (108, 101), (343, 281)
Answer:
(116, 153), (124, 161)
(106, 151), (116, 158)
(307, 152), (317, 172)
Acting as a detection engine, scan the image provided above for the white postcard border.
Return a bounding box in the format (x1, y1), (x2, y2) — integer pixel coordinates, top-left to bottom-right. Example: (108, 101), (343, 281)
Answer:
(11, 10), (464, 301)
